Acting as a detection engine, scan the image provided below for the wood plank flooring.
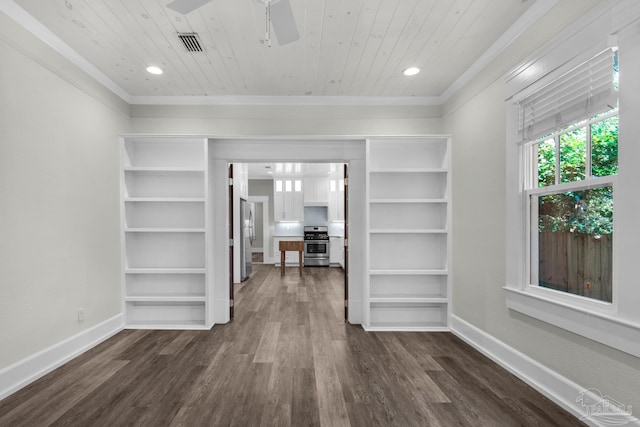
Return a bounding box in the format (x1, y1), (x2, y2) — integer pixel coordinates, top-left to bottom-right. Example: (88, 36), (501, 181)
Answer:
(0, 264), (585, 426)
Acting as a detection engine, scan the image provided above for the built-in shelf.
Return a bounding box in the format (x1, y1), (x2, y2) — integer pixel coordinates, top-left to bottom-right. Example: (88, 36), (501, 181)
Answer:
(126, 320), (209, 330)
(123, 167), (205, 173)
(367, 137), (451, 331)
(369, 229), (448, 234)
(125, 267), (206, 274)
(124, 197), (206, 203)
(366, 324), (450, 332)
(369, 198), (448, 204)
(125, 295), (206, 303)
(125, 228), (206, 233)
(369, 297), (448, 304)
(369, 269), (449, 275)
(121, 137), (210, 330)
(369, 168), (448, 173)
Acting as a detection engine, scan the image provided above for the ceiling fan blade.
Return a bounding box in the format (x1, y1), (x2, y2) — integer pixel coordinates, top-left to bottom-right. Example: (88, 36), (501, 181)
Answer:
(166, 0), (213, 14)
(270, 0), (300, 45)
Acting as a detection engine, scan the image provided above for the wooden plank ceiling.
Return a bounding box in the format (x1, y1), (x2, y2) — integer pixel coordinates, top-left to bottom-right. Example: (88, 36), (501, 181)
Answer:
(13, 0), (535, 97)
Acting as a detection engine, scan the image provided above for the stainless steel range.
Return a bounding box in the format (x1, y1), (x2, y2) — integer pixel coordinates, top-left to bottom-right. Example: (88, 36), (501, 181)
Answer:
(304, 226), (330, 267)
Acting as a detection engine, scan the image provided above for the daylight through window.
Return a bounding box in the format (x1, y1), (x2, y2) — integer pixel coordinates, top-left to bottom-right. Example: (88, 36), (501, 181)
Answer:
(526, 111), (618, 303)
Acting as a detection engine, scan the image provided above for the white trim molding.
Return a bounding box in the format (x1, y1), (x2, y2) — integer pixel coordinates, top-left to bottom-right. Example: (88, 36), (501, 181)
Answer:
(440, 0), (560, 103)
(0, 314), (124, 401)
(450, 315), (640, 427)
(504, 287), (640, 359)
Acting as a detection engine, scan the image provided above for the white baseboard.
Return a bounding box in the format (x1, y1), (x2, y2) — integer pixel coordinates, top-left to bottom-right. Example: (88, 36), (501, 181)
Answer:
(0, 313), (124, 401)
(449, 315), (640, 427)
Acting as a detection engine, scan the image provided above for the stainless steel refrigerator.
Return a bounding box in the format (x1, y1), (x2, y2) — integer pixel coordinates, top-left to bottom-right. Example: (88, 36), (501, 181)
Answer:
(240, 199), (255, 281)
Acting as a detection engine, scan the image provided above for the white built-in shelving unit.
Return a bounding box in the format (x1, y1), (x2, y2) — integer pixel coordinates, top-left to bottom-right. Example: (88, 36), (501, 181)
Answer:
(366, 137), (451, 331)
(121, 137), (211, 329)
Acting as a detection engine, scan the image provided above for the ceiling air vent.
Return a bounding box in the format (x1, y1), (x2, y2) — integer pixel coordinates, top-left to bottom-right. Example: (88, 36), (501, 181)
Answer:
(177, 32), (204, 52)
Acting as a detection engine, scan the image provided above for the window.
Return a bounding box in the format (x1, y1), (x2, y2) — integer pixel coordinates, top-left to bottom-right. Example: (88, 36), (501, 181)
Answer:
(525, 112), (618, 303)
(519, 48), (618, 306)
(504, 4), (640, 359)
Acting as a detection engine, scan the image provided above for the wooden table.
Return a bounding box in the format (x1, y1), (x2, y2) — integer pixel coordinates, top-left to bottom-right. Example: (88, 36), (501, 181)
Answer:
(278, 240), (304, 276)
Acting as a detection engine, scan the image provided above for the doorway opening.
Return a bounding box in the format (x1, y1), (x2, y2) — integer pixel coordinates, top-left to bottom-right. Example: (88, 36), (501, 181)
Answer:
(209, 138), (365, 325)
(231, 162), (347, 318)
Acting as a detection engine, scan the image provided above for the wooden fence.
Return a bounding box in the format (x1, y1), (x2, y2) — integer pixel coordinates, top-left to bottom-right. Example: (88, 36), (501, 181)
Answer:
(538, 232), (612, 302)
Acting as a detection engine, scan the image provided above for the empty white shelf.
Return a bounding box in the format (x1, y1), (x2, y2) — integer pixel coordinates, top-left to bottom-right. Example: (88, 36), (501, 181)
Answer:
(125, 228), (206, 233)
(369, 269), (448, 276)
(369, 228), (448, 234)
(125, 268), (206, 274)
(369, 297), (448, 304)
(124, 197), (205, 203)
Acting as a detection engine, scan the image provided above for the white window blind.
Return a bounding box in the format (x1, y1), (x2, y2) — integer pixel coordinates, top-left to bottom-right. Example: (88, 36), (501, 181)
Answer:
(516, 48), (618, 142)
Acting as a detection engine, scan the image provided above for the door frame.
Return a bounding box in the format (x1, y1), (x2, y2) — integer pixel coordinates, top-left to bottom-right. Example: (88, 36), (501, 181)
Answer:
(343, 163), (349, 321)
(228, 164), (234, 319)
(209, 137), (366, 325)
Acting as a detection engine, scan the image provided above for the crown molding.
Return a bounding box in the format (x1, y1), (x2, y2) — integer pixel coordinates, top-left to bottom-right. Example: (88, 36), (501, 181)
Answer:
(439, 0), (560, 103)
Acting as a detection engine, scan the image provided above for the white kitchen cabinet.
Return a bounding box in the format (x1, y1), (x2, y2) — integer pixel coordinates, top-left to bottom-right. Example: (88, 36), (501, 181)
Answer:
(274, 177), (304, 221)
(121, 137), (211, 330)
(328, 173), (345, 222)
(273, 236), (304, 266)
(303, 176), (329, 205)
(329, 236), (344, 267)
(366, 137), (451, 331)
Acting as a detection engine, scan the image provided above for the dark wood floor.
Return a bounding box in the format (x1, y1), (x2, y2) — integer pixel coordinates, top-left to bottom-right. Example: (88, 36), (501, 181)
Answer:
(0, 264), (584, 426)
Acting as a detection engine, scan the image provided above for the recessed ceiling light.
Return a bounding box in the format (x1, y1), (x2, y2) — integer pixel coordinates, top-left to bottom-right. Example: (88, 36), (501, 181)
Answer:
(403, 67), (420, 76)
(146, 66), (163, 75)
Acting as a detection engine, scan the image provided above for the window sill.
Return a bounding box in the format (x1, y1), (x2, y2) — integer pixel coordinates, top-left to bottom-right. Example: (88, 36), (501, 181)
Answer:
(504, 286), (640, 358)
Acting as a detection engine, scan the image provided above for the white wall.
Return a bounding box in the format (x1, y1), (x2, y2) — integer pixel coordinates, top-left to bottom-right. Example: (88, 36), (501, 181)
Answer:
(0, 12), (129, 370)
(443, 0), (640, 414)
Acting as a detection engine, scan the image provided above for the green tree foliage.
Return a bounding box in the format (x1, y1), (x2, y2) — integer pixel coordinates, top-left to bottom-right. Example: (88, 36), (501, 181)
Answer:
(537, 115), (618, 235)
(591, 115), (619, 177)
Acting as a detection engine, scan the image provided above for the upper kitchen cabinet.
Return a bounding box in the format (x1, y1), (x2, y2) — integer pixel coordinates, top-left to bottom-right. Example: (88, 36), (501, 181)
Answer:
(303, 176), (329, 205)
(121, 136), (211, 330)
(274, 177), (304, 221)
(366, 137), (451, 331)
